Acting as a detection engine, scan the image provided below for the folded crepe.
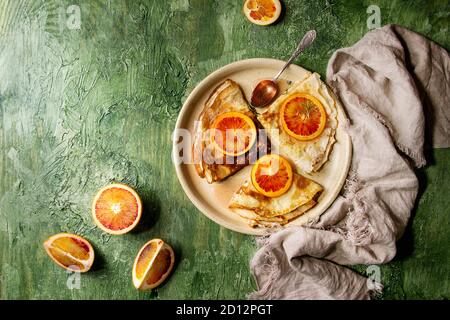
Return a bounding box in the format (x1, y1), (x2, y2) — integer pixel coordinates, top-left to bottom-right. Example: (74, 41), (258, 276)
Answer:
(229, 172), (323, 227)
(193, 79), (268, 183)
(258, 72), (338, 174)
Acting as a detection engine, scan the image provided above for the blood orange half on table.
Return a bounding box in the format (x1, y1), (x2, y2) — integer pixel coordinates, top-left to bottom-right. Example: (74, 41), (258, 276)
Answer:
(43, 233), (95, 272)
(280, 93), (327, 141)
(92, 183), (142, 235)
(132, 239), (175, 291)
(251, 154), (293, 198)
(243, 0), (282, 26)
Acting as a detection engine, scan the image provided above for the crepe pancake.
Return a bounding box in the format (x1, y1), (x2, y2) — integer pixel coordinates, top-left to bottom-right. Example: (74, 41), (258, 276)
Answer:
(193, 79), (269, 183)
(258, 72), (338, 174)
(229, 171), (323, 227)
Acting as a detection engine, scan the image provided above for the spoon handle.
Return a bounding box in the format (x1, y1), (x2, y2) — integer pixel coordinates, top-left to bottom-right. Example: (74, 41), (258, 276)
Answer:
(274, 30), (317, 81)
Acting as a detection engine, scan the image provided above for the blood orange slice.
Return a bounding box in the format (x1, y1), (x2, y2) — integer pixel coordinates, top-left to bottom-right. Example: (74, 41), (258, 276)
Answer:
(280, 93), (327, 141)
(211, 111), (257, 156)
(132, 239), (175, 291)
(243, 0), (282, 26)
(92, 183), (142, 235)
(251, 154), (293, 198)
(43, 233), (94, 272)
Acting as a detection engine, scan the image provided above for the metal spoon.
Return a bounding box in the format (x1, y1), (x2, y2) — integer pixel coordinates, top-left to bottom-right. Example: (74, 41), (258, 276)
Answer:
(250, 30), (317, 109)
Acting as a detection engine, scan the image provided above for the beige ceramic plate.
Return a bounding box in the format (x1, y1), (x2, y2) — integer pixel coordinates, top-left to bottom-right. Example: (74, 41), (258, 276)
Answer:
(173, 58), (352, 235)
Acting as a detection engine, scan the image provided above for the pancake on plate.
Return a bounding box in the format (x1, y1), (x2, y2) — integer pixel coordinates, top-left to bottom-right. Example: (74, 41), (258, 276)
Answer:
(229, 154), (323, 228)
(193, 79), (269, 183)
(257, 72), (338, 174)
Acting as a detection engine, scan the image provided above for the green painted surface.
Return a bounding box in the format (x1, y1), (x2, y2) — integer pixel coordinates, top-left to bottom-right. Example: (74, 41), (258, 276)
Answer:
(0, 0), (448, 300)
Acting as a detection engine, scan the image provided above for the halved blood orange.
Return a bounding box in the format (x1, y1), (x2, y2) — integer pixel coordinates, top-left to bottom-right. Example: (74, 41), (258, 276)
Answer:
(92, 183), (142, 235)
(211, 111), (257, 156)
(132, 239), (175, 291)
(280, 93), (327, 141)
(251, 154), (293, 197)
(43, 233), (95, 272)
(243, 0), (282, 26)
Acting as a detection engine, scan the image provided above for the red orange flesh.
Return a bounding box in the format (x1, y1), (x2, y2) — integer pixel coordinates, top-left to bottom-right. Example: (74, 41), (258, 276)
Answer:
(43, 233), (95, 272)
(92, 183), (142, 235)
(243, 0), (282, 26)
(251, 154), (293, 198)
(132, 239), (175, 291)
(280, 93), (327, 141)
(211, 111), (257, 156)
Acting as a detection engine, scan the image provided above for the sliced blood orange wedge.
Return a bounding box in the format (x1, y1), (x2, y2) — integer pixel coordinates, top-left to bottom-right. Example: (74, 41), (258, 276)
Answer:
(92, 183), (142, 235)
(243, 0), (282, 26)
(43, 233), (94, 272)
(280, 93), (327, 141)
(211, 111), (257, 156)
(251, 154), (293, 198)
(132, 239), (175, 291)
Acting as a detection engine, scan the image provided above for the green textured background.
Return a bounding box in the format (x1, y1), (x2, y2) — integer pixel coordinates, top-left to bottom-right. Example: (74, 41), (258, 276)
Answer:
(0, 0), (449, 300)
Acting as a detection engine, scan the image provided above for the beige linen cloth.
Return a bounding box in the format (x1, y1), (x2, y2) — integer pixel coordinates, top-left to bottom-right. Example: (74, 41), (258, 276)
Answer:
(249, 25), (449, 300)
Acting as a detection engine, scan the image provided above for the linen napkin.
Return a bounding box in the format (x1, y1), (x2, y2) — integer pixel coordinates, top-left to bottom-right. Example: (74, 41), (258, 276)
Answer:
(249, 24), (449, 300)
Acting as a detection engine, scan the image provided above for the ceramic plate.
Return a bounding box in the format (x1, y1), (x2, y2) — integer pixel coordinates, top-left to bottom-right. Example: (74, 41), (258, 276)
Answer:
(173, 58), (352, 235)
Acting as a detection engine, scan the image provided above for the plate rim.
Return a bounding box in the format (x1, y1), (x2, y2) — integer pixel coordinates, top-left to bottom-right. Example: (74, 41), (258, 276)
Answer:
(172, 58), (352, 235)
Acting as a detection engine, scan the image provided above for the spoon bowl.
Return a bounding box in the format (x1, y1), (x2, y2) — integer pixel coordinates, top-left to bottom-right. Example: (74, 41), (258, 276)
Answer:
(250, 30), (316, 109)
(250, 79), (279, 108)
